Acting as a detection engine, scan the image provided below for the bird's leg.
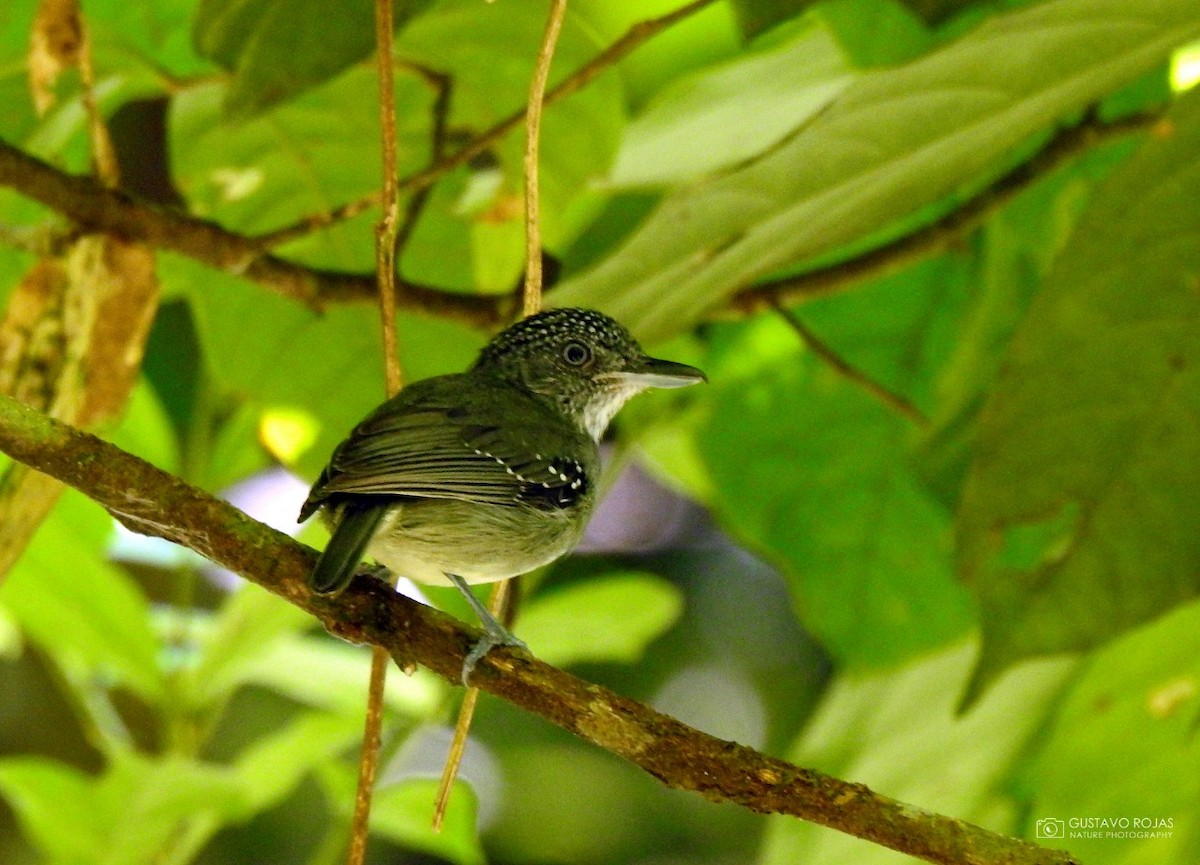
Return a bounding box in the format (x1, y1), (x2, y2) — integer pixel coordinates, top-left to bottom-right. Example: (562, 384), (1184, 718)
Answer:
(447, 574), (528, 684)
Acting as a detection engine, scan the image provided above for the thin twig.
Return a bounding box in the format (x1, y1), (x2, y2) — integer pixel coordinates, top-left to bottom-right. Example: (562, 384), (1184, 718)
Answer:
(433, 0), (568, 827)
(394, 69), (452, 264)
(0, 106), (1159, 328)
(255, 0), (720, 249)
(772, 298), (928, 426)
(75, 12), (119, 187)
(521, 0), (568, 316)
(0, 393), (1081, 865)
(347, 1), (406, 861)
(0, 140), (503, 322)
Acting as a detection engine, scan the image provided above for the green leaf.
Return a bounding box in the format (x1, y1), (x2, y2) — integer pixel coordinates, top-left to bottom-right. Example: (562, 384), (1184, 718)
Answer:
(321, 768), (484, 865)
(759, 640), (1075, 865)
(101, 752), (246, 864)
(235, 632), (444, 716)
(609, 24), (855, 187)
(956, 87), (1200, 699)
(108, 378), (181, 476)
(193, 0), (432, 116)
(170, 252), (488, 483)
(0, 750), (247, 865)
(233, 712), (363, 813)
(915, 162), (1104, 507)
(86, 0), (212, 81)
(551, 0), (1200, 342)
(816, 0), (934, 66)
(0, 757), (110, 863)
(519, 572), (684, 667)
(397, 1), (626, 253)
(572, 0), (741, 105)
(370, 780), (483, 865)
(1019, 599), (1200, 864)
(0, 5), (41, 143)
(168, 74), (426, 245)
(1, 491), (164, 703)
(695, 271), (975, 668)
(730, 0), (818, 40)
(188, 583), (311, 706)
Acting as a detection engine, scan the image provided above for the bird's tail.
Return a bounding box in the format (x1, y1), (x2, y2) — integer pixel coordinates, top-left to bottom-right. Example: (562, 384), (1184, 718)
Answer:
(309, 502), (388, 595)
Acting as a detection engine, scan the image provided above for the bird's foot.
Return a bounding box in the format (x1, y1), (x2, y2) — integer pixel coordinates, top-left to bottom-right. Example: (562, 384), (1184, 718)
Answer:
(461, 623), (528, 685)
(447, 573), (528, 685)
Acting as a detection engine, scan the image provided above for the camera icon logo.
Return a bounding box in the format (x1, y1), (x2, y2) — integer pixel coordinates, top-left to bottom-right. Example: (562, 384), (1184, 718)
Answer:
(1036, 818), (1066, 839)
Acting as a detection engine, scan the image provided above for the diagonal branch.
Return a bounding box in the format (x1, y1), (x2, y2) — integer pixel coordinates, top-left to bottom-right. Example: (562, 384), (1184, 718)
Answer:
(730, 109), (1162, 315)
(0, 392), (1079, 865)
(1, 111), (1160, 339)
(0, 139), (511, 328)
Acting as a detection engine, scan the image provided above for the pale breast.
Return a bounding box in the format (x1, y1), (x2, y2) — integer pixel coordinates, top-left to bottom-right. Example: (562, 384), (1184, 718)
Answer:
(365, 497), (590, 586)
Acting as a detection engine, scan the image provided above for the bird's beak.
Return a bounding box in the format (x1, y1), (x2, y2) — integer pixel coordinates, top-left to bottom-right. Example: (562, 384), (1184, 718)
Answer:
(624, 356), (707, 389)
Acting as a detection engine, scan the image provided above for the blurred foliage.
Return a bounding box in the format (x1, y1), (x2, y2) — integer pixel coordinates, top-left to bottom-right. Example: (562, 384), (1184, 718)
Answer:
(1, 0), (1199, 863)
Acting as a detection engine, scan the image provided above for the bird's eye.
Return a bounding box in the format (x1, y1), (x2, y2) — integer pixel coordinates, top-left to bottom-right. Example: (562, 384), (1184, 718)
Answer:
(562, 341), (591, 366)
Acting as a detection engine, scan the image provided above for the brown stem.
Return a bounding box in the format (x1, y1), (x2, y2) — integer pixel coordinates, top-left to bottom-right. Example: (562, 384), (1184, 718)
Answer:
(521, 0), (568, 316)
(0, 395), (1081, 865)
(772, 299), (928, 426)
(731, 110), (1161, 315)
(435, 2), (569, 824)
(0, 109), (1157, 335)
(0, 140), (507, 326)
(346, 0), (407, 860)
(394, 69), (452, 263)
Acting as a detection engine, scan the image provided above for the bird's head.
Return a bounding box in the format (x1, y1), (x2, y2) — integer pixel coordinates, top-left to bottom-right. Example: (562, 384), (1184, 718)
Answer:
(473, 308), (706, 441)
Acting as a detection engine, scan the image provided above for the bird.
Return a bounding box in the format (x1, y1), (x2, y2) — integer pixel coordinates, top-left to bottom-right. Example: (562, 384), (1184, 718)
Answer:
(298, 307), (706, 681)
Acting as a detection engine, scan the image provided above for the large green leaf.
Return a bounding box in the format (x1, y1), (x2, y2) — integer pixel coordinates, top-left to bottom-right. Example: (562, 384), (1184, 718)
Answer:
(0, 758), (110, 864)
(0, 750), (245, 865)
(233, 632), (443, 715)
(915, 159), (1108, 507)
(321, 768), (484, 865)
(86, 0), (211, 81)
(193, 0), (432, 116)
(167, 256), (484, 485)
(695, 271), (976, 668)
(551, 0), (1200, 341)
(186, 583), (311, 707)
(758, 640), (1075, 865)
(397, 0), (627, 255)
(0, 4), (43, 143)
(815, 0), (933, 67)
(609, 25), (854, 187)
(956, 87), (1200, 699)
(168, 73), (430, 250)
(1019, 599), (1200, 865)
(232, 711), (364, 813)
(517, 571), (683, 667)
(573, 0), (741, 104)
(1, 491), (164, 704)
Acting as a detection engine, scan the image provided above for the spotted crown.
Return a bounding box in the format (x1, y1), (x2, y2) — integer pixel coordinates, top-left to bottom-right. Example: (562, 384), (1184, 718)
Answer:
(473, 308), (641, 375)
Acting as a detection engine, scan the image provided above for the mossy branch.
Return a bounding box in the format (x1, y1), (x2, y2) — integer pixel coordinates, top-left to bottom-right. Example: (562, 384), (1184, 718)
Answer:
(0, 393), (1079, 865)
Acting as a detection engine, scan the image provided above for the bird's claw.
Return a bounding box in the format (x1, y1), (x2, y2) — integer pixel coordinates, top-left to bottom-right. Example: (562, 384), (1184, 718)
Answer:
(461, 626), (528, 685)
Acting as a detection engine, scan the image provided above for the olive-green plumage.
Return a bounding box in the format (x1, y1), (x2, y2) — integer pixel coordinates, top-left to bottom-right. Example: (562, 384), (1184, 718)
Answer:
(299, 307), (705, 677)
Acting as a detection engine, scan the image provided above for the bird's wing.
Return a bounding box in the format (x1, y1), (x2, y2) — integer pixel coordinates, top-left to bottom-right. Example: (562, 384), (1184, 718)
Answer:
(300, 377), (594, 516)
